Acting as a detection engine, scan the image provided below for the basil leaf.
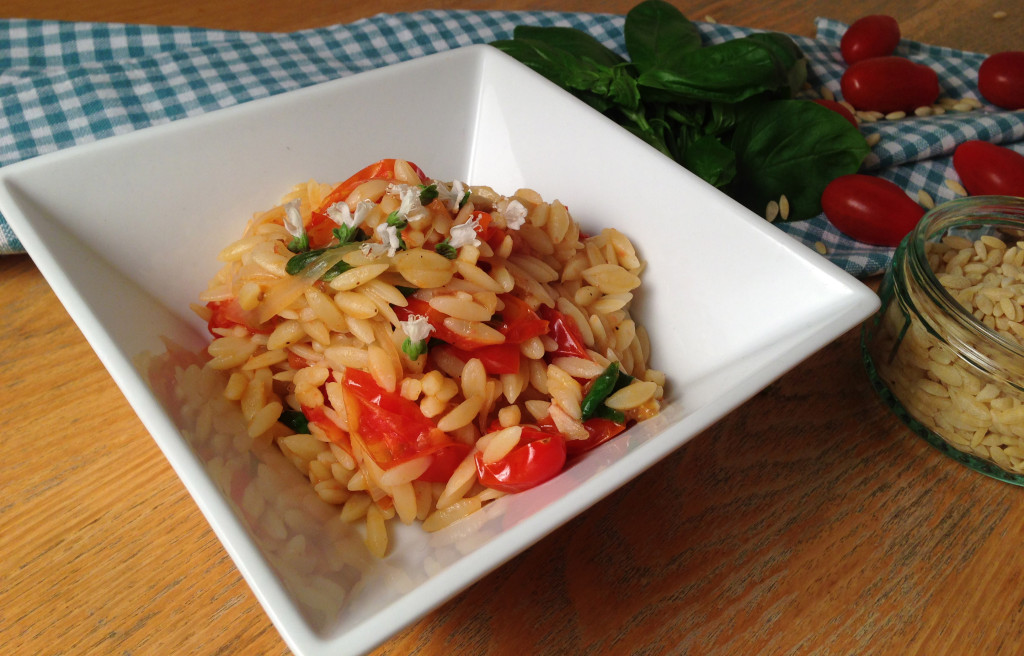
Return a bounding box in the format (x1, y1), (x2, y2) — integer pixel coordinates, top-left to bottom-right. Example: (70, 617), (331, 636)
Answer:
(681, 134), (737, 188)
(278, 409), (309, 434)
(491, 38), (640, 112)
(285, 248), (327, 275)
(728, 99), (870, 221)
(624, 0), (701, 75)
(636, 34), (805, 103)
(419, 183), (439, 205)
(435, 240), (458, 259)
(320, 260), (352, 282)
(511, 25), (626, 68)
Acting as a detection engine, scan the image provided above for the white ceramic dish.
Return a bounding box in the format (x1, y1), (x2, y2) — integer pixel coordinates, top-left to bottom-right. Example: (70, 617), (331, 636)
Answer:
(0, 44), (879, 656)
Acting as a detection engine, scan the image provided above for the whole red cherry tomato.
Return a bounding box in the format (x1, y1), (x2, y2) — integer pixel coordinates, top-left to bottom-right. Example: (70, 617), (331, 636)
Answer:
(840, 56), (939, 113)
(841, 15), (901, 64)
(811, 98), (858, 127)
(475, 427), (567, 493)
(952, 141), (1024, 197)
(821, 174), (925, 246)
(978, 51), (1024, 110)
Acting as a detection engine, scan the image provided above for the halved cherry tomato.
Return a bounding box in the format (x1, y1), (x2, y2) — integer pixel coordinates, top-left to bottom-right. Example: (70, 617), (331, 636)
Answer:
(418, 443), (472, 483)
(306, 159), (428, 248)
(811, 98), (858, 128)
(565, 417), (628, 457)
(496, 294), (549, 344)
(840, 15), (901, 65)
(821, 174), (925, 246)
(840, 56), (939, 113)
(952, 140), (1024, 197)
(978, 51), (1024, 111)
(539, 306), (591, 360)
(206, 298), (273, 335)
(341, 368), (461, 473)
(439, 342), (522, 375)
(475, 426), (567, 493)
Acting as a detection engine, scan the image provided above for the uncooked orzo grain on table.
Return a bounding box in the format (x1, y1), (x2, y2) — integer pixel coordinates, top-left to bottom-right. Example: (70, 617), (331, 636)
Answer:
(186, 159), (664, 557)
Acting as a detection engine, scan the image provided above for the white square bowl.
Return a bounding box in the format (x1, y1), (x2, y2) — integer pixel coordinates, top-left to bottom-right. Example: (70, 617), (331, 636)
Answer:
(0, 44), (879, 656)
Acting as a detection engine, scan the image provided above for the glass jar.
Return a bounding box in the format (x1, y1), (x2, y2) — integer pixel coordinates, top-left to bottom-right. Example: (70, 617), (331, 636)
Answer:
(862, 195), (1024, 485)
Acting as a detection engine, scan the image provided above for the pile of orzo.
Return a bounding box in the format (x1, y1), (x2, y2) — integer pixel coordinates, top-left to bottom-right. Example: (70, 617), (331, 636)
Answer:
(188, 159), (664, 557)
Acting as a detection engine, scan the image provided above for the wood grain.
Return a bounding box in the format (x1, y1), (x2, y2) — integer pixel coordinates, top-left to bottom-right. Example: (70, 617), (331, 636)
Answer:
(2, 2), (1023, 655)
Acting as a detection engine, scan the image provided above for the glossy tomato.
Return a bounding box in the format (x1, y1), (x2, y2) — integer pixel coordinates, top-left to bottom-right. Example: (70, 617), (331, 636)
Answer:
(978, 51), (1024, 110)
(821, 174), (925, 246)
(952, 140), (1024, 197)
(341, 368), (464, 479)
(840, 15), (901, 64)
(538, 306), (590, 360)
(811, 98), (858, 127)
(475, 426), (566, 493)
(306, 159), (427, 248)
(840, 56), (939, 113)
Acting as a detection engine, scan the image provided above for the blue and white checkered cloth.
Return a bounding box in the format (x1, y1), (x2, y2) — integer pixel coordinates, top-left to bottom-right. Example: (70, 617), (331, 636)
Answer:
(1, 11), (1022, 277)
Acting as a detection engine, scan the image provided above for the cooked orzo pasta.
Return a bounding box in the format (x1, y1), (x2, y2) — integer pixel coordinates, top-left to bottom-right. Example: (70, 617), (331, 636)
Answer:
(189, 158), (664, 556)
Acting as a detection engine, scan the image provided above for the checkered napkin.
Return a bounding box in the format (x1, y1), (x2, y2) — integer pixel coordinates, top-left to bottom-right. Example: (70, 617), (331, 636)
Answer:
(1, 12), (1021, 277)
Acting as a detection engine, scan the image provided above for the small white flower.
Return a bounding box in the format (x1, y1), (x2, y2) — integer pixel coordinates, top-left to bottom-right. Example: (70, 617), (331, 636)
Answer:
(329, 199), (375, 228)
(360, 242), (387, 259)
(282, 198), (305, 238)
(354, 199), (375, 224)
(376, 222), (402, 257)
(326, 201), (355, 227)
(397, 185), (427, 221)
(504, 199), (528, 230)
(436, 180), (468, 212)
(400, 314), (434, 343)
(448, 216), (482, 249)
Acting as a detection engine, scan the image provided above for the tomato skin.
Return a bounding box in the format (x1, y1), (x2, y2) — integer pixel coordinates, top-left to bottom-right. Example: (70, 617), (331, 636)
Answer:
(496, 295), (549, 344)
(952, 141), (1024, 197)
(840, 15), (901, 65)
(306, 159), (427, 248)
(810, 98), (858, 128)
(840, 56), (939, 113)
(475, 427), (567, 493)
(821, 174), (925, 246)
(978, 51), (1024, 110)
(564, 418), (628, 457)
(341, 368), (462, 474)
(538, 306), (590, 360)
(206, 298), (273, 335)
(439, 342), (522, 375)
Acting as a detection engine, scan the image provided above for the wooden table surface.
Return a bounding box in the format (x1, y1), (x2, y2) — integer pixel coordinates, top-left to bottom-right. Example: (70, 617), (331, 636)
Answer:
(3, 1), (1022, 655)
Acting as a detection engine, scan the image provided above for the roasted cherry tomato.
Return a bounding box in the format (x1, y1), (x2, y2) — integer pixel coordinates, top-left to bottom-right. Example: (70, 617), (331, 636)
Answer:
(206, 298), (273, 335)
(418, 443), (473, 483)
(438, 342), (522, 375)
(840, 15), (901, 64)
(341, 368), (462, 477)
(565, 418), (628, 457)
(495, 294), (549, 344)
(811, 98), (858, 128)
(952, 141), (1024, 198)
(305, 158), (427, 248)
(821, 174), (925, 246)
(538, 306), (590, 360)
(840, 56), (939, 113)
(475, 426), (567, 493)
(978, 51), (1024, 110)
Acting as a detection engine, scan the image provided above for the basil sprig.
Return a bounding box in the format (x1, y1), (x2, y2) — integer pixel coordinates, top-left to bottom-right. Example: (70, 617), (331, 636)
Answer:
(491, 0), (868, 220)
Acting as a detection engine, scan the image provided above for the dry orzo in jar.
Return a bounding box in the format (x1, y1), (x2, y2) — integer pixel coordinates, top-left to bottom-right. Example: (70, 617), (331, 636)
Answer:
(187, 159), (665, 557)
